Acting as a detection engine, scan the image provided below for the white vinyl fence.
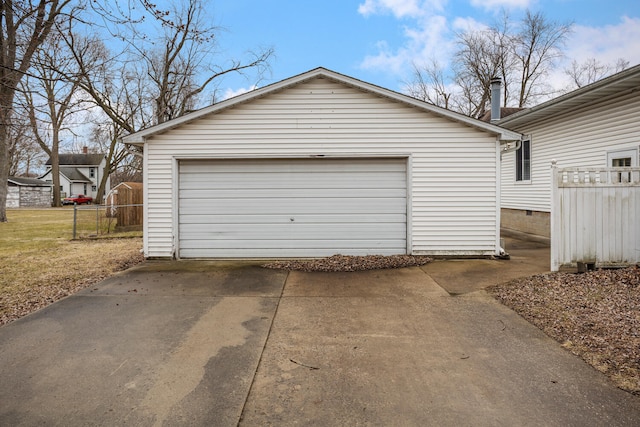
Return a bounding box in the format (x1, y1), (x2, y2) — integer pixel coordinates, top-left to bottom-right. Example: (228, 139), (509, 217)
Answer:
(551, 164), (640, 271)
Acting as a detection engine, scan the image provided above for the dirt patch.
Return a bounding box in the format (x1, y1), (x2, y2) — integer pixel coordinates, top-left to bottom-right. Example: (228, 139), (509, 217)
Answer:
(489, 266), (640, 395)
(262, 254), (432, 272)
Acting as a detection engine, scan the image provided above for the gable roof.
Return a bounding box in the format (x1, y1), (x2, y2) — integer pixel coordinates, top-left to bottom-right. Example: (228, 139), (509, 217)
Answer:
(499, 63), (640, 128)
(8, 176), (52, 187)
(60, 167), (92, 182)
(122, 67), (521, 144)
(46, 153), (105, 167)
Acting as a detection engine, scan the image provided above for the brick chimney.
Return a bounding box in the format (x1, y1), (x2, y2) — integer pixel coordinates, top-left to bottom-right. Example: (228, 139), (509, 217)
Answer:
(83, 146), (88, 154)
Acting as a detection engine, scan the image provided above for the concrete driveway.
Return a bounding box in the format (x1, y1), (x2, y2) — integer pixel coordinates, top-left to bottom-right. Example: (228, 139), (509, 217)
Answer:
(1, 240), (639, 426)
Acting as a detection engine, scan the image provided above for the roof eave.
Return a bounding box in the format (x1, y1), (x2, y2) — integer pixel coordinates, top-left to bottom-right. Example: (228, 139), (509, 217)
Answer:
(500, 64), (640, 127)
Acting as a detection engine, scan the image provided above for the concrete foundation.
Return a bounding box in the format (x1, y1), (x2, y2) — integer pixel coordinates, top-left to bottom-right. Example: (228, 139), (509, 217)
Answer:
(501, 208), (550, 238)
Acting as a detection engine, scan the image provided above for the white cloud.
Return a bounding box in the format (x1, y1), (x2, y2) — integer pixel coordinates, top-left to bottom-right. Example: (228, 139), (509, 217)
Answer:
(222, 85), (257, 101)
(451, 16), (487, 32)
(358, 0), (445, 18)
(566, 16), (640, 65)
(469, 0), (532, 11)
(360, 14), (452, 77)
(547, 16), (640, 90)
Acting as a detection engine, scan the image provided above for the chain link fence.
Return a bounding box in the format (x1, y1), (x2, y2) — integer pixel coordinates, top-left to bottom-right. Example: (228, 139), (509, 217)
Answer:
(72, 204), (143, 239)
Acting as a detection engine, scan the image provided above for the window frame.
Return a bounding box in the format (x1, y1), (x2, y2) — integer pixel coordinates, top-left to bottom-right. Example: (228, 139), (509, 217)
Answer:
(607, 147), (638, 167)
(607, 147), (638, 183)
(515, 137), (532, 184)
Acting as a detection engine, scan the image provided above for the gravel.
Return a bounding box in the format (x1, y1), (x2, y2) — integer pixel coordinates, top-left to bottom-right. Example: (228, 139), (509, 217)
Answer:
(489, 266), (640, 395)
(262, 254), (433, 272)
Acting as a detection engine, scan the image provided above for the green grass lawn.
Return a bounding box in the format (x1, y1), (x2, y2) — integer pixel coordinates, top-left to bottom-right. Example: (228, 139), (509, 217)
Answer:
(0, 208), (143, 325)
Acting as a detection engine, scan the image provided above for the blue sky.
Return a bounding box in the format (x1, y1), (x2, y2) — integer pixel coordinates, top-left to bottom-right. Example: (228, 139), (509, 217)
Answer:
(208, 0), (640, 99)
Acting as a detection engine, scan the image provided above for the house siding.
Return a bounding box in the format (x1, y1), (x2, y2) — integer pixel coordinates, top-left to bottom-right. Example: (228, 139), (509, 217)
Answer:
(143, 77), (500, 258)
(501, 90), (640, 215)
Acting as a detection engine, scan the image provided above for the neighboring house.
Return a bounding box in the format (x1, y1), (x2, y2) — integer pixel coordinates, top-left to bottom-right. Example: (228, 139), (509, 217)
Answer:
(123, 67), (521, 259)
(7, 177), (52, 208)
(40, 148), (110, 202)
(497, 64), (640, 238)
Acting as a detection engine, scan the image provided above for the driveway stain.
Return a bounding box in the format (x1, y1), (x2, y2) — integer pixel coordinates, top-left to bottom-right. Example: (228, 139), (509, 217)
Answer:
(141, 297), (260, 426)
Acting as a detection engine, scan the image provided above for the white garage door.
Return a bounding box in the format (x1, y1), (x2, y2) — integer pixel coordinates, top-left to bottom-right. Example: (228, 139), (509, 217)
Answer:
(178, 158), (407, 258)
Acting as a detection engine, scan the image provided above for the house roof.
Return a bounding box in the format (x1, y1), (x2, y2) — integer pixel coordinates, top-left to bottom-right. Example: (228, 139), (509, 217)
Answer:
(478, 107), (525, 123)
(122, 67), (522, 144)
(46, 153), (105, 166)
(8, 176), (52, 187)
(499, 63), (640, 128)
(60, 167), (92, 183)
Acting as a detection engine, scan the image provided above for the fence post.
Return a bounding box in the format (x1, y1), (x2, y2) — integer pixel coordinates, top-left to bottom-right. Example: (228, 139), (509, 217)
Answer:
(96, 205), (99, 236)
(550, 160), (558, 272)
(73, 204), (77, 240)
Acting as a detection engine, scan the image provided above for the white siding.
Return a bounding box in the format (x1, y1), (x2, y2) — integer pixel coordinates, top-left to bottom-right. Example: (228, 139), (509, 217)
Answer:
(143, 77), (499, 258)
(502, 91), (640, 212)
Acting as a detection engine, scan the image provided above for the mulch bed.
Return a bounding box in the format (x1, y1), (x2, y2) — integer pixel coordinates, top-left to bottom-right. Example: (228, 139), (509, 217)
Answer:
(488, 266), (640, 395)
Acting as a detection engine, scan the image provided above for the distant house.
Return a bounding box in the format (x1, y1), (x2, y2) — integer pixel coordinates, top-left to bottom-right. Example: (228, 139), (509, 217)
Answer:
(7, 177), (52, 208)
(497, 64), (640, 238)
(40, 148), (110, 202)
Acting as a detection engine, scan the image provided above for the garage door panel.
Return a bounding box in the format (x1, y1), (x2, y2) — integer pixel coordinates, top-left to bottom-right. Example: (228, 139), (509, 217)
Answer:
(179, 223), (406, 240)
(180, 239), (405, 258)
(178, 158), (407, 257)
(179, 188), (407, 199)
(179, 173), (406, 189)
(179, 198), (407, 215)
(180, 159), (405, 173)
(179, 213), (407, 224)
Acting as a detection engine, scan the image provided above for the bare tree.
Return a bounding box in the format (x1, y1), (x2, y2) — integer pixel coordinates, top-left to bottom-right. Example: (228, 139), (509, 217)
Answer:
(564, 58), (630, 89)
(452, 13), (517, 117)
(407, 60), (452, 109)
(7, 112), (44, 176)
(407, 9), (572, 116)
(20, 28), (85, 206)
(135, 0), (273, 124)
(0, 0), (72, 221)
(56, 0), (274, 200)
(512, 10), (572, 107)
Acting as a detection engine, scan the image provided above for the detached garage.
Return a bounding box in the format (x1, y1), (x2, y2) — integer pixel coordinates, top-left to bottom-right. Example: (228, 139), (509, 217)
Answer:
(123, 68), (521, 259)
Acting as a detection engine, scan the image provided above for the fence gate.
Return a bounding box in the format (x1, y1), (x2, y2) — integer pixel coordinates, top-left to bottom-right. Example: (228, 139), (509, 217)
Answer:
(551, 164), (640, 271)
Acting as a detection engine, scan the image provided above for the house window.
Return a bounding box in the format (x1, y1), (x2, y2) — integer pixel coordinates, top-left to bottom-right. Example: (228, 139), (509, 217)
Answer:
(92, 185), (97, 192)
(516, 139), (531, 182)
(89, 168), (95, 178)
(612, 157), (631, 167)
(607, 148), (638, 183)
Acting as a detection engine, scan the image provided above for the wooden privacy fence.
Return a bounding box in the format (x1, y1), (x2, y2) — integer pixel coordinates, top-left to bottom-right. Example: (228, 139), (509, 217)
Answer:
(106, 182), (143, 230)
(551, 164), (640, 271)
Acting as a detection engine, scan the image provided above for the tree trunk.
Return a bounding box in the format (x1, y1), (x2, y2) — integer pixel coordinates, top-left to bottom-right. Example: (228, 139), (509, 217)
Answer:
(96, 162), (110, 203)
(50, 150), (62, 207)
(0, 120), (10, 222)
